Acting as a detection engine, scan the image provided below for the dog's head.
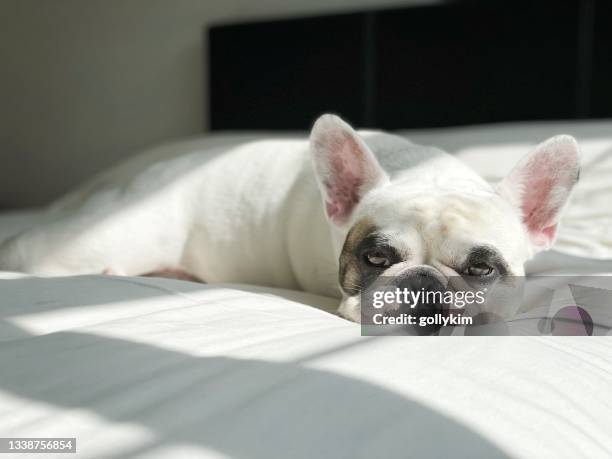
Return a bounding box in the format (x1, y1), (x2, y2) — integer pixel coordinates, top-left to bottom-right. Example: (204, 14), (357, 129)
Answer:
(310, 114), (580, 322)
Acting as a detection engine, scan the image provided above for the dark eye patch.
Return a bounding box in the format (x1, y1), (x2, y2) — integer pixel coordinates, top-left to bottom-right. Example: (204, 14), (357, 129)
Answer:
(462, 245), (510, 277)
(338, 219), (403, 296)
(357, 234), (402, 267)
(346, 233), (402, 294)
(339, 219), (378, 296)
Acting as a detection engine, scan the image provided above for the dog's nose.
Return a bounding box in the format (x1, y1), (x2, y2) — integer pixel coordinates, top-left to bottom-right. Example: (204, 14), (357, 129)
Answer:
(397, 268), (446, 335)
(398, 269), (445, 294)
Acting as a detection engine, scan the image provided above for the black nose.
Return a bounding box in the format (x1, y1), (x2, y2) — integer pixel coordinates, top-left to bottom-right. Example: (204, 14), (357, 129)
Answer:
(398, 270), (446, 334)
(399, 269), (445, 292)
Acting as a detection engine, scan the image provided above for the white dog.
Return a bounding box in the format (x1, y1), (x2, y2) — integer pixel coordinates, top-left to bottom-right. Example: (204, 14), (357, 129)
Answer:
(0, 115), (580, 322)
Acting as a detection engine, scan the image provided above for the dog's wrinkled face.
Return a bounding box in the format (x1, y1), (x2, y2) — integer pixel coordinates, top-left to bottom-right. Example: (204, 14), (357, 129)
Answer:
(310, 114), (580, 322)
(336, 196), (523, 322)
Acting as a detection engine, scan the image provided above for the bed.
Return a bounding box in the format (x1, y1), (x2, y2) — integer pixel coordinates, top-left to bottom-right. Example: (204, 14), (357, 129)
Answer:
(2, 119), (612, 458)
(3, 2), (612, 457)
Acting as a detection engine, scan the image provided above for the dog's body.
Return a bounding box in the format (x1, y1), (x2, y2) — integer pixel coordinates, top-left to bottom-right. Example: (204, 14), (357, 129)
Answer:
(0, 115), (580, 321)
(1, 135), (336, 296)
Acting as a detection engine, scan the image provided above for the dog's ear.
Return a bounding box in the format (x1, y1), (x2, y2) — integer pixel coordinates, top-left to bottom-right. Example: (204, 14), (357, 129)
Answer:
(497, 135), (580, 252)
(310, 114), (389, 226)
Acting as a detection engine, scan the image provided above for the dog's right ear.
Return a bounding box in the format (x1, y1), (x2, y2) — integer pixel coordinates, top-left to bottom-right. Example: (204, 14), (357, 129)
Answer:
(497, 135), (580, 252)
(310, 114), (389, 226)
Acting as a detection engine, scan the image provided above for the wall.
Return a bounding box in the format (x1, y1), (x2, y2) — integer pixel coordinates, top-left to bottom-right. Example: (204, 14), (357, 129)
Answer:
(0, 0), (436, 208)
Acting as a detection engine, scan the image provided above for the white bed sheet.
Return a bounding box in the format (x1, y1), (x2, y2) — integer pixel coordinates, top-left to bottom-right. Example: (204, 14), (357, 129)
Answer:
(1, 272), (611, 459)
(1, 120), (612, 459)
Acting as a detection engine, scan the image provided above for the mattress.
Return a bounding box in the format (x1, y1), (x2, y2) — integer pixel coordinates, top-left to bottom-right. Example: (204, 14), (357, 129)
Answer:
(1, 120), (612, 459)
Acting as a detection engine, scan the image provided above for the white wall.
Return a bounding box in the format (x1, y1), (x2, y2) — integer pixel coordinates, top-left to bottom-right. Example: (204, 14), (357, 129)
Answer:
(0, 0), (436, 208)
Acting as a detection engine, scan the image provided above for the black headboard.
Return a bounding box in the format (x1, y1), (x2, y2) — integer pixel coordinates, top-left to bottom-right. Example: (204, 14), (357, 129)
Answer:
(208, 0), (612, 131)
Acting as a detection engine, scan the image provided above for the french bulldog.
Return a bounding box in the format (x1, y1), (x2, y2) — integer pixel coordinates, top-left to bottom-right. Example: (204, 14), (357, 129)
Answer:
(0, 114), (580, 322)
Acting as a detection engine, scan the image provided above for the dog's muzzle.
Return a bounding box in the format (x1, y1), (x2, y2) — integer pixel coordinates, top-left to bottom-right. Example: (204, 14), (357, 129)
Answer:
(397, 267), (446, 309)
(361, 265), (452, 335)
(396, 266), (448, 334)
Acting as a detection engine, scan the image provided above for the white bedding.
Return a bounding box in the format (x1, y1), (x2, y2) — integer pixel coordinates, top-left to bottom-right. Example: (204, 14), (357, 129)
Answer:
(1, 273), (612, 459)
(1, 120), (612, 459)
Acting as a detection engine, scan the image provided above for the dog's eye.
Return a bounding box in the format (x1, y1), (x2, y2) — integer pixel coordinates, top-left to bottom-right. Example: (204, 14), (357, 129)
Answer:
(465, 263), (494, 277)
(363, 250), (391, 268)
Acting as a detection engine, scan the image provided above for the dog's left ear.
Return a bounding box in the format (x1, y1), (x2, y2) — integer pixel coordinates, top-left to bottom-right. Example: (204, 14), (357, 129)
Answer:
(310, 114), (389, 226)
(497, 135), (580, 252)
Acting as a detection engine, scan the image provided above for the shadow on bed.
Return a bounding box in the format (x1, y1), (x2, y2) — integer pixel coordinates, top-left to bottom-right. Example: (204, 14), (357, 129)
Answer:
(0, 274), (340, 336)
(0, 324), (510, 459)
(0, 276), (509, 457)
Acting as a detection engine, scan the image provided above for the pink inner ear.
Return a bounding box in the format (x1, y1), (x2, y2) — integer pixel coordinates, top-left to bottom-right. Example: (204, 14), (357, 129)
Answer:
(541, 224), (557, 241)
(520, 172), (558, 236)
(323, 132), (369, 224)
(514, 142), (578, 247)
